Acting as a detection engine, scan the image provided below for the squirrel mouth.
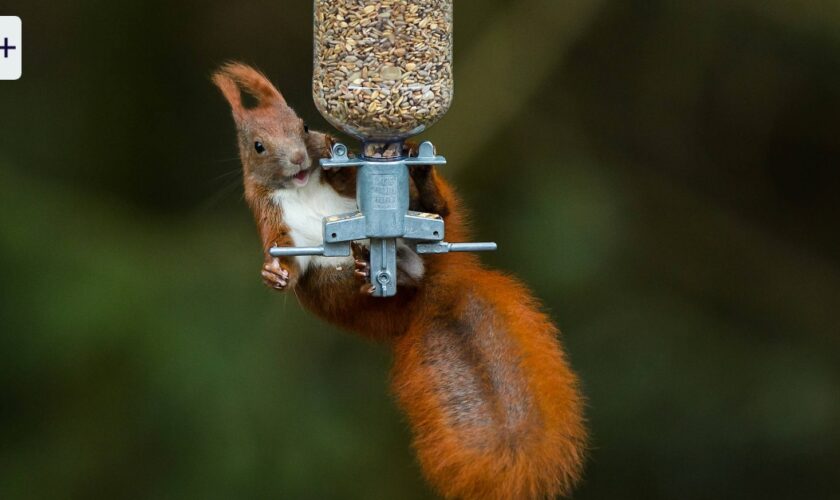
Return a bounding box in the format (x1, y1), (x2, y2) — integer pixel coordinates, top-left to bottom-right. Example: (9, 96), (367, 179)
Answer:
(291, 168), (311, 186)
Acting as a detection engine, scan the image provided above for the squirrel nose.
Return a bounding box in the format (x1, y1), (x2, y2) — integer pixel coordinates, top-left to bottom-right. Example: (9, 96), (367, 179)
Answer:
(290, 151), (306, 166)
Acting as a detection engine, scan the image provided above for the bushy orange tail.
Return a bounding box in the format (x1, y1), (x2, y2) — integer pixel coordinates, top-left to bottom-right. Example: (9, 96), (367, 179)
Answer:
(392, 264), (586, 499)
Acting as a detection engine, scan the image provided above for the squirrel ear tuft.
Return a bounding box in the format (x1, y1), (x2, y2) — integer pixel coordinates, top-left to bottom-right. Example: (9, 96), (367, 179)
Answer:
(212, 62), (286, 112)
(212, 70), (245, 119)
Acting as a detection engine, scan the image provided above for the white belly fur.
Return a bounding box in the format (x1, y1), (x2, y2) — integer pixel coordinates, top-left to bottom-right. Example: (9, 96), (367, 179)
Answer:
(271, 177), (357, 272)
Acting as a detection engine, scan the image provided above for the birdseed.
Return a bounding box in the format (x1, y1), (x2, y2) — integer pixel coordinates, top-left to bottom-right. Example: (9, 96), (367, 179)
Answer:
(313, 0), (454, 141)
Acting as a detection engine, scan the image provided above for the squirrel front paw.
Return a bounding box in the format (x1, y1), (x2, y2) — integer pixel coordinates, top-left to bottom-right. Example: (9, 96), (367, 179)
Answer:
(261, 258), (291, 291)
(352, 243), (376, 295)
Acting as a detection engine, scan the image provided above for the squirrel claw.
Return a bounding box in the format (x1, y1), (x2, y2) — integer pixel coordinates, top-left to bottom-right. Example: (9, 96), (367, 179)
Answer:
(266, 259), (289, 278)
(354, 258), (370, 279)
(354, 266), (370, 277)
(354, 261), (374, 295)
(262, 262), (290, 290)
(262, 270), (288, 288)
(351, 243), (372, 293)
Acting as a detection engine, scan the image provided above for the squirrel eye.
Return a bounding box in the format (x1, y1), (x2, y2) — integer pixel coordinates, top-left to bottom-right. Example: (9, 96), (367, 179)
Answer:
(254, 141), (266, 154)
(303, 124), (309, 133)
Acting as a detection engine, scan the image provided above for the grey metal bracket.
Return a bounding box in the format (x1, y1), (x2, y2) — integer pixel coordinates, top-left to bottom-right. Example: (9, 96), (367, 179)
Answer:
(404, 211), (444, 240)
(415, 241), (498, 254)
(268, 241), (351, 258)
(403, 141), (447, 166)
(318, 143), (365, 168)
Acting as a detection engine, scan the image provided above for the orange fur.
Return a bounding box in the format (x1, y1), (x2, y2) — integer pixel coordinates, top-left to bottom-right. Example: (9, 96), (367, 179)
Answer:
(393, 265), (586, 499)
(390, 176), (587, 499)
(213, 61), (286, 110)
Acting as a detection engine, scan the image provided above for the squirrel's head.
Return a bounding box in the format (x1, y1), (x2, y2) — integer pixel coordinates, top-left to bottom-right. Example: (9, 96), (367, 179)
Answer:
(213, 62), (314, 189)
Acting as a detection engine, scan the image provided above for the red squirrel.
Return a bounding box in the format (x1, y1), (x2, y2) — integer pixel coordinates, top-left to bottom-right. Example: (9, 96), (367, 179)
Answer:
(212, 62), (427, 340)
(213, 62), (587, 499)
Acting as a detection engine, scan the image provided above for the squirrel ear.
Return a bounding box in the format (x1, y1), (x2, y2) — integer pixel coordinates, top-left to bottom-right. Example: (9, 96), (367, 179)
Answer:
(213, 62), (286, 110)
(305, 130), (334, 158)
(212, 71), (245, 119)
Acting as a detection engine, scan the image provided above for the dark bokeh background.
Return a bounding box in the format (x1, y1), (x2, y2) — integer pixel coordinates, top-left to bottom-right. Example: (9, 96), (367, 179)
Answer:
(2, 1), (839, 498)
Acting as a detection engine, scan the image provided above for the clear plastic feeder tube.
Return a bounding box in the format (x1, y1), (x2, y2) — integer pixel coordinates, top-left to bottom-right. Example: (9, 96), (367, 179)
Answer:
(313, 0), (453, 151)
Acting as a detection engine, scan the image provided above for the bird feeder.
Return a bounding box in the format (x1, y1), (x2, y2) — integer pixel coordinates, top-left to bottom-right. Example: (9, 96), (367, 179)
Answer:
(271, 0), (496, 297)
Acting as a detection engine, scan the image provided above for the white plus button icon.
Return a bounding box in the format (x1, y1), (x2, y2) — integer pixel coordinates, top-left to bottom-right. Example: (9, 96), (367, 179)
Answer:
(0, 16), (21, 80)
(1, 37), (15, 57)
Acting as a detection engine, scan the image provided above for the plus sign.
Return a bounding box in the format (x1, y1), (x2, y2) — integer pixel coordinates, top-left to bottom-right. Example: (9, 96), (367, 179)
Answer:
(1, 37), (16, 58)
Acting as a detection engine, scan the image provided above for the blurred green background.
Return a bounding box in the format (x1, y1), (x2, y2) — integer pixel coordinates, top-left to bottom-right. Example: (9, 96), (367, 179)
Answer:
(2, 0), (839, 498)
